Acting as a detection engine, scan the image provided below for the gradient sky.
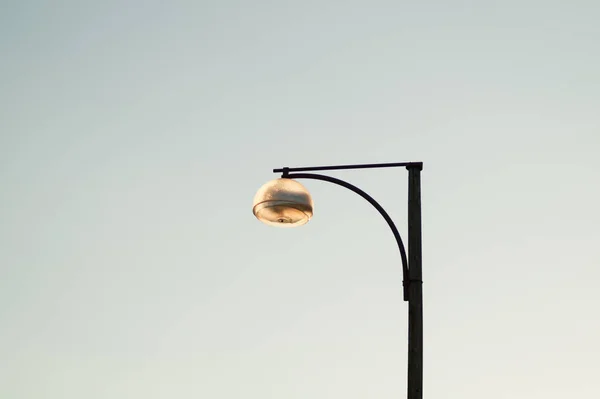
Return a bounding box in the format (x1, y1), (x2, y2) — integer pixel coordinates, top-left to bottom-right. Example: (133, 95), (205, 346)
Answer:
(1, 1), (599, 398)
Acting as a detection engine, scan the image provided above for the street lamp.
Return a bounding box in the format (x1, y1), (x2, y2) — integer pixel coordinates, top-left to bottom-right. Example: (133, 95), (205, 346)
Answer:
(253, 161), (423, 399)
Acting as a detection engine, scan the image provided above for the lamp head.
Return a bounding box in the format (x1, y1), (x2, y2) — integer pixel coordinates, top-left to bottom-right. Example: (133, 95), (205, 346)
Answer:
(252, 178), (313, 227)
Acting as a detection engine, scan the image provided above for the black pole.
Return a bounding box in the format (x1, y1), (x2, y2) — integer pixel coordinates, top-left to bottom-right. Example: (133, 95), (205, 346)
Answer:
(407, 164), (423, 399)
(272, 161), (424, 397)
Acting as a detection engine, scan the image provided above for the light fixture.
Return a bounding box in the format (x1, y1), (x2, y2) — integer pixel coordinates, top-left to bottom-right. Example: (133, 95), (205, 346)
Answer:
(252, 178), (314, 227)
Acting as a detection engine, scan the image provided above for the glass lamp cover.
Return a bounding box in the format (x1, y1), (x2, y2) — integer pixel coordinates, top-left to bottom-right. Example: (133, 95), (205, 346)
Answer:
(252, 178), (314, 227)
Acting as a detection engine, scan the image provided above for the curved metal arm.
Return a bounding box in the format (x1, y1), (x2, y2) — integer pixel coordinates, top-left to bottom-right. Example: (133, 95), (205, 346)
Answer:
(285, 172), (410, 301)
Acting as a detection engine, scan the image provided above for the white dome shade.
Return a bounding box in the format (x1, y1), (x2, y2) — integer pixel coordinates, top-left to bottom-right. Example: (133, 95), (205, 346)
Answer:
(252, 178), (314, 227)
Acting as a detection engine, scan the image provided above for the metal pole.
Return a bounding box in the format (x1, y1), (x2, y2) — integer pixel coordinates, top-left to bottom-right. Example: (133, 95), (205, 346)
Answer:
(270, 161), (424, 396)
(407, 164), (423, 399)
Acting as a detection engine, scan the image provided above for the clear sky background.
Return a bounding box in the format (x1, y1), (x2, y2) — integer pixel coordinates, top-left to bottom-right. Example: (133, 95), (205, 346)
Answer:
(1, 1), (599, 398)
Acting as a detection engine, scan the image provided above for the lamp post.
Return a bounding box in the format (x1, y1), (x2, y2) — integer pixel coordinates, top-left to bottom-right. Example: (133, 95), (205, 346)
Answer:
(252, 161), (423, 399)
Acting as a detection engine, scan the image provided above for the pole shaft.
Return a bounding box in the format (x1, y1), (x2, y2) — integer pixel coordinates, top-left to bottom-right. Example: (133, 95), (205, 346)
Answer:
(407, 165), (423, 399)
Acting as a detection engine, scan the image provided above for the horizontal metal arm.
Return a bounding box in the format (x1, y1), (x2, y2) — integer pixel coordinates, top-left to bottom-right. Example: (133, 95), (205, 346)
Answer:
(284, 172), (410, 301)
(274, 161), (423, 174)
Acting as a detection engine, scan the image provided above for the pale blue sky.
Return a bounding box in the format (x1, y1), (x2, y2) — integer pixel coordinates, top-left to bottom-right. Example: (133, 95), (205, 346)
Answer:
(1, 1), (599, 398)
